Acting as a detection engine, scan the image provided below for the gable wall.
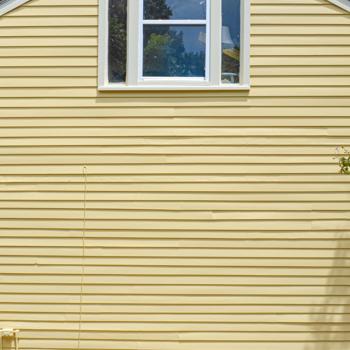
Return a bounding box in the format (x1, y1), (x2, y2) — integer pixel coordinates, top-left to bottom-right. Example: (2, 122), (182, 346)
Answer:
(0, 0), (350, 349)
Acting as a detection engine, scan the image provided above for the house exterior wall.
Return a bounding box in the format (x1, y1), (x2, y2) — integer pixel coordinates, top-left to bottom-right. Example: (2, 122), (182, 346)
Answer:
(0, 0), (349, 349)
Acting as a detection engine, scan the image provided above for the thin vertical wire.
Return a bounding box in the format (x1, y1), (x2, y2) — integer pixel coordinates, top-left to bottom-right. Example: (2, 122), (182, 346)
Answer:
(77, 166), (87, 350)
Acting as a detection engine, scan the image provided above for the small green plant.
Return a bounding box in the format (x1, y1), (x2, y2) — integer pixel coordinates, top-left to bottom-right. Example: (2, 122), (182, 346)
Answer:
(335, 146), (350, 174)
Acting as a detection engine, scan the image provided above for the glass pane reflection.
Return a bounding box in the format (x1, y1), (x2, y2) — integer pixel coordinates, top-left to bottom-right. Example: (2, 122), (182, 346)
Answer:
(143, 25), (206, 77)
(108, 0), (127, 83)
(144, 0), (206, 20)
(221, 0), (240, 84)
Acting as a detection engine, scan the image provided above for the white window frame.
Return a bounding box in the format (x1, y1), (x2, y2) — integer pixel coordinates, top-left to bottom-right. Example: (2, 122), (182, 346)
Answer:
(137, 0), (210, 86)
(98, 0), (250, 91)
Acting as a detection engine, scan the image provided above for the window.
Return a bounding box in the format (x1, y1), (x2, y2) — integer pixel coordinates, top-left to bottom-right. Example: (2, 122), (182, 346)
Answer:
(99, 0), (250, 90)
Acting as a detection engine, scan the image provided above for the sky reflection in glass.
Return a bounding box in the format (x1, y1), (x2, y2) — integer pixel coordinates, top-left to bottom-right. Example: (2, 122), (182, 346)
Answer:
(144, 0), (206, 19)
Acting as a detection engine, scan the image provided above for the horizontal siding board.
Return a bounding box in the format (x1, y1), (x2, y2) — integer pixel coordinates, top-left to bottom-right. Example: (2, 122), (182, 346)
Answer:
(2, 136), (350, 146)
(2, 265), (350, 277)
(0, 87), (350, 98)
(0, 37), (97, 46)
(2, 126), (350, 137)
(2, 274), (350, 285)
(6, 7), (98, 16)
(1, 182), (350, 192)
(251, 15), (350, 25)
(251, 4), (346, 14)
(0, 97), (350, 107)
(0, 145), (348, 154)
(1, 66), (350, 78)
(0, 155), (341, 165)
(0, 303), (347, 314)
(3, 33), (350, 47)
(0, 165), (344, 176)
(26, 0), (99, 5)
(0, 26), (98, 36)
(0, 107), (349, 117)
(0, 17), (98, 26)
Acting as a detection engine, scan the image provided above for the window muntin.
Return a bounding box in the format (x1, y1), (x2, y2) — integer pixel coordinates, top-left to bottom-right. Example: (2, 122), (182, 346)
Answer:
(100, 0), (250, 90)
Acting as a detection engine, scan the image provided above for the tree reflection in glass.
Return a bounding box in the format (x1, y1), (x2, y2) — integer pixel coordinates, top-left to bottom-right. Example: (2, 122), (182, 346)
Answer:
(108, 0), (208, 81)
(144, 0), (206, 20)
(108, 0), (127, 83)
(143, 0), (206, 78)
(143, 26), (206, 77)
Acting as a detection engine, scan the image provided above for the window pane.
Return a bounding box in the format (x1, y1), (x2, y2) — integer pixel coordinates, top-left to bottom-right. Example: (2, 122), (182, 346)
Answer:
(221, 0), (240, 84)
(143, 25), (206, 77)
(108, 0), (127, 83)
(144, 0), (206, 20)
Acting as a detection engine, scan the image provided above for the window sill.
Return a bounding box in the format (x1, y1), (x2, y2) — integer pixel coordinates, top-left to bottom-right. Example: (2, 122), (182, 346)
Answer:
(98, 84), (251, 91)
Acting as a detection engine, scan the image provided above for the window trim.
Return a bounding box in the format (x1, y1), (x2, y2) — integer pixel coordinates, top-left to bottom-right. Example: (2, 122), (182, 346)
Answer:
(98, 0), (250, 91)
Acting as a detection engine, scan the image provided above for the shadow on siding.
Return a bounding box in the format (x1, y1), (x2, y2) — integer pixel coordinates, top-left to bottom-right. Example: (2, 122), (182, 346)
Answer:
(304, 232), (350, 350)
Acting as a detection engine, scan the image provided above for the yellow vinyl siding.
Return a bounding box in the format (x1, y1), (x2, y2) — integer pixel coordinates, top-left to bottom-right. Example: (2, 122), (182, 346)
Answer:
(0, 0), (349, 349)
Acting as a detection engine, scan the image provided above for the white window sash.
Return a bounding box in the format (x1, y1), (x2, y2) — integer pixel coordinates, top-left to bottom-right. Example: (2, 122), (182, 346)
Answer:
(98, 0), (109, 88)
(210, 0), (221, 86)
(136, 0), (210, 84)
(98, 0), (250, 90)
(143, 20), (207, 25)
(240, 0), (250, 87)
(126, 0), (140, 86)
